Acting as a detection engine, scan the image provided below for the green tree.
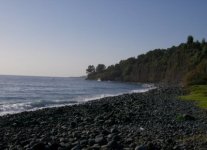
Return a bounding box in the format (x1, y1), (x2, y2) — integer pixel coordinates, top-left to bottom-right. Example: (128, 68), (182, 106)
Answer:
(86, 65), (95, 74)
(202, 38), (206, 45)
(86, 36), (207, 85)
(96, 64), (106, 73)
(202, 45), (207, 56)
(187, 35), (194, 45)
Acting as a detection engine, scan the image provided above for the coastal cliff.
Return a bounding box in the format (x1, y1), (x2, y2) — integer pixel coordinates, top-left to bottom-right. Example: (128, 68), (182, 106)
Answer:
(86, 36), (207, 85)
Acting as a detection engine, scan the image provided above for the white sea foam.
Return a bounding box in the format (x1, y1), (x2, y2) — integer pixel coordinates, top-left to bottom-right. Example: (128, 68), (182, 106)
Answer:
(83, 84), (156, 102)
(0, 75), (156, 116)
(131, 85), (156, 93)
(0, 101), (78, 116)
(0, 85), (155, 116)
(0, 102), (32, 116)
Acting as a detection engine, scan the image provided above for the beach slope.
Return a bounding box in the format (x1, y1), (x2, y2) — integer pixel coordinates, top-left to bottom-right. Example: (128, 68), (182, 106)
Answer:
(0, 87), (207, 149)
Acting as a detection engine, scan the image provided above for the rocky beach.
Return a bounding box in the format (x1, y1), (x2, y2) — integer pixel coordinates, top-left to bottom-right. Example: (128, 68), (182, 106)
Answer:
(0, 86), (207, 150)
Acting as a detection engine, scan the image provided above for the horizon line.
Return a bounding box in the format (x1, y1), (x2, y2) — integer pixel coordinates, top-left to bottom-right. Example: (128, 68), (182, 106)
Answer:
(0, 74), (86, 78)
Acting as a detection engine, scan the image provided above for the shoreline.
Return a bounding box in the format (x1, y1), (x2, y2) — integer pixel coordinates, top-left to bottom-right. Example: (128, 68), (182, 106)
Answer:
(0, 86), (207, 149)
(0, 83), (155, 116)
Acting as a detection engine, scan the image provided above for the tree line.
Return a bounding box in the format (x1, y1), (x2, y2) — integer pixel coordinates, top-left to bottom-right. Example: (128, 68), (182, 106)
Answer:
(86, 36), (207, 85)
(86, 64), (106, 74)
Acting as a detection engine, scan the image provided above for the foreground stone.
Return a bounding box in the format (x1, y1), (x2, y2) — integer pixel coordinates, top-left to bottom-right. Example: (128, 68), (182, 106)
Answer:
(0, 86), (207, 149)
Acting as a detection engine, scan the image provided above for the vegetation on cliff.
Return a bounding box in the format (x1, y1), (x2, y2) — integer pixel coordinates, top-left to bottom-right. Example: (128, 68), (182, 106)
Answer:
(86, 36), (207, 85)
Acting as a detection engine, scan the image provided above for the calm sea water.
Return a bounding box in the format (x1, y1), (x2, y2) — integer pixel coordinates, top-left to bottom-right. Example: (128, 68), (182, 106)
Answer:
(0, 75), (153, 115)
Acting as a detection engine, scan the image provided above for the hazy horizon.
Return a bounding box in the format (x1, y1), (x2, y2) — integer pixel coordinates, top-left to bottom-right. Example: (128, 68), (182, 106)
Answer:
(0, 0), (207, 77)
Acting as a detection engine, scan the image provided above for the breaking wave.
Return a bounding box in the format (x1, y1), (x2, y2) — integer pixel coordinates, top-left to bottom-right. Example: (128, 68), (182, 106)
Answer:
(0, 76), (155, 115)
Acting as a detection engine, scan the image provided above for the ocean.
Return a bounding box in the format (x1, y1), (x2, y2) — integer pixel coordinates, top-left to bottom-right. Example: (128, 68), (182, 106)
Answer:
(0, 75), (153, 115)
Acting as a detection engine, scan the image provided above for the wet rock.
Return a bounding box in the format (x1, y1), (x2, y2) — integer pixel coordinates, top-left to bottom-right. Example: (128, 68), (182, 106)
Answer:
(147, 142), (156, 150)
(95, 135), (107, 145)
(125, 138), (133, 144)
(32, 142), (45, 150)
(92, 144), (100, 149)
(88, 138), (95, 146)
(111, 127), (119, 133)
(134, 145), (147, 150)
(49, 142), (60, 150)
(112, 135), (120, 141)
(107, 140), (122, 149)
(70, 121), (77, 128)
(182, 114), (195, 121)
(102, 129), (110, 135)
(80, 139), (88, 146)
(71, 144), (81, 150)
(59, 138), (67, 143)
(60, 142), (72, 148)
(107, 133), (115, 141)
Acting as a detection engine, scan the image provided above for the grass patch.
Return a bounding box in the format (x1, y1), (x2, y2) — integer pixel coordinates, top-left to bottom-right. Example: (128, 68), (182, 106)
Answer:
(177, 134), (207, 144)
(180, 85), (207, 108)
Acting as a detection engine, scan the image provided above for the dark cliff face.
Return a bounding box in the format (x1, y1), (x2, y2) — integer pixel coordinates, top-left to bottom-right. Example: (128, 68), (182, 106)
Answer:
(87, 40), (207, 85)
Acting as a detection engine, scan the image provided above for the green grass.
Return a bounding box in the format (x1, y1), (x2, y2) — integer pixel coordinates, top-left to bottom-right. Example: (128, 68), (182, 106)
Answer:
(177, 134), (207, 145)
(180, 85), (207, 108)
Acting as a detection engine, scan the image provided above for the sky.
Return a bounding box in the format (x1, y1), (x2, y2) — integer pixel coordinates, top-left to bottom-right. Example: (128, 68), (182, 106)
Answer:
(0, 0), (207, 77)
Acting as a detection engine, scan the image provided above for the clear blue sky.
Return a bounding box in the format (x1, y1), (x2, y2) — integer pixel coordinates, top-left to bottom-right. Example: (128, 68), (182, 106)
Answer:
(0, 0), (207, 77)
